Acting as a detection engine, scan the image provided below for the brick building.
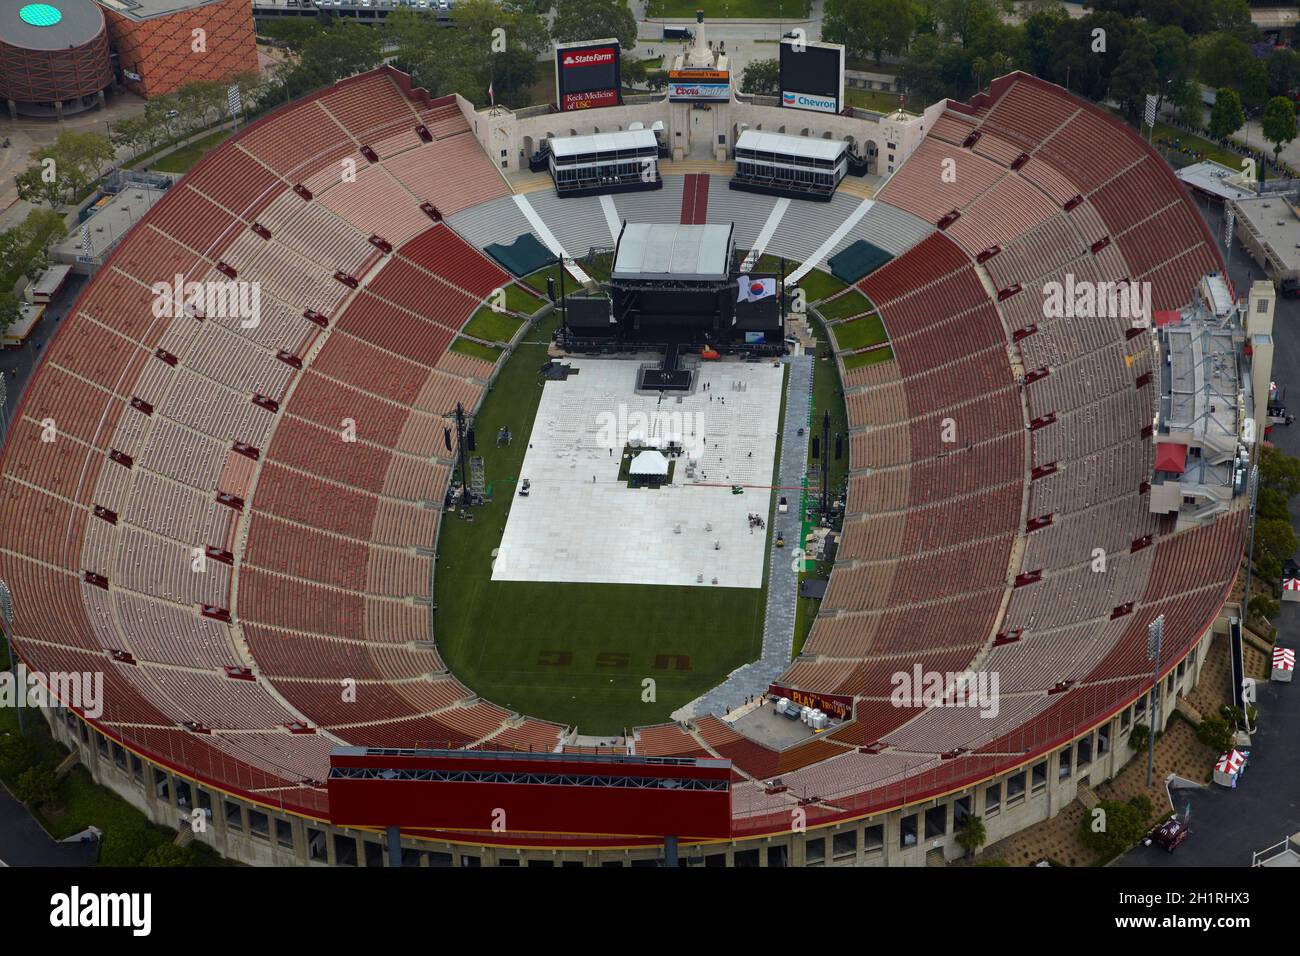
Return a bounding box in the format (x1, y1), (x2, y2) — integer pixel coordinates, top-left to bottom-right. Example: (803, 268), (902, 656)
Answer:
(98, 0), (257, 99)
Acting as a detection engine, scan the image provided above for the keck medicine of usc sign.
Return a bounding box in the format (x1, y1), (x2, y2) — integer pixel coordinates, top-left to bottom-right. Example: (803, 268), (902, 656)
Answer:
(557, 43), (620, 111)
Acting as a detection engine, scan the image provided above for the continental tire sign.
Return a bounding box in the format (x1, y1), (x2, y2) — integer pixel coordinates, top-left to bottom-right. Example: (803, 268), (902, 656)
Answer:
(556, 40), (621, 112)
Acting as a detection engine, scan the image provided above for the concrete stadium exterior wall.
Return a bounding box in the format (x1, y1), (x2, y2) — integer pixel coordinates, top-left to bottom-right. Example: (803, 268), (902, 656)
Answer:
(38, 618), (1228, 867)
(464, 93), (932, 179)
(104, 0), (257, 99)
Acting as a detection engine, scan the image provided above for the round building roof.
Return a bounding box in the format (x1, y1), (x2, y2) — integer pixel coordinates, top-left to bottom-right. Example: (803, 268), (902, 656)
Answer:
(0, 0), (104, 50)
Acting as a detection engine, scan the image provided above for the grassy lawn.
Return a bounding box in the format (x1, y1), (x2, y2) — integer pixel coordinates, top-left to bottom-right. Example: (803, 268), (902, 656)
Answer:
(793, 268), (848, 303)
(1152, 122), (1244, 171)
(504, 283), (544, 314)
(451, 338), (504, 362)
(647, 0), (811, 17)
(830, 314), (886, 351)
(848, 88), (911, 114)
(792, 316), (848, 657)
(523, 264), (563, 297)
(148, 129), (234, 174)
(816, 288), (873, 322)
(433, 314), (777, 733)
(463, 306), (527, 344)
(842, 345), (894, 371)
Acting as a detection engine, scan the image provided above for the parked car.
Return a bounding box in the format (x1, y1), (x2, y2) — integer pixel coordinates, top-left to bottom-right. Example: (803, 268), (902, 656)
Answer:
(1145, 816), (1189, 853)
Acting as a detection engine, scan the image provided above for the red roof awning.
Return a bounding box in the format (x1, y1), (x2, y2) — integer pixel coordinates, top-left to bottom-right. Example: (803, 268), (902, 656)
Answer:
(1154, 310), (1181, 327)
(1155, 442), (1188, 474)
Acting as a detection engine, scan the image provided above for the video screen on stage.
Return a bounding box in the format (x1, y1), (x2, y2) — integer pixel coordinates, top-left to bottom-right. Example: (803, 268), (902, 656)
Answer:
(779, 40), (844, 114)
(556, 41), (622, 111)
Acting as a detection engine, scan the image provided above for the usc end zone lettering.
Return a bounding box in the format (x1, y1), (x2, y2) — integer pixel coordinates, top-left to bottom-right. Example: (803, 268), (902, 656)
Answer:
(537, 651), (692, 671)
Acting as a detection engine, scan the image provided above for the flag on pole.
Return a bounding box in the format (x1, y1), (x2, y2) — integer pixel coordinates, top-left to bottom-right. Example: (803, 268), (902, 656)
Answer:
(488, 80), (494, 107)
(227, 83), (242, 119)
(736, 275), (776, 303)
(1143, 94), (1157, 129)
(1224, 207), (1235, 248)
(81, 223), (91, 251)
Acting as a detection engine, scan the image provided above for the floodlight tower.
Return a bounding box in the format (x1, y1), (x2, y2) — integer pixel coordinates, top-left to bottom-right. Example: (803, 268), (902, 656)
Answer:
(0, 579), (20, 735)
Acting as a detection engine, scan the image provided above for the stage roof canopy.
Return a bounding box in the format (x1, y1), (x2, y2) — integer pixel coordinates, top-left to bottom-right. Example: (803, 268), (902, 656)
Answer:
(735, 129), (848, 163)
(549, 128), (657, 159)
(613, 222), (733, 282)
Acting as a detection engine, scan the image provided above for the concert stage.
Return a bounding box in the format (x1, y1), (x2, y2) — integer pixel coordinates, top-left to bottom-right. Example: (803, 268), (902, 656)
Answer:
(492, 356), (785, 589)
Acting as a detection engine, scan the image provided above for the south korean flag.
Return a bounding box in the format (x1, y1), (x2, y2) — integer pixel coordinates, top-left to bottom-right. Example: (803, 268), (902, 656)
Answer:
(736, 275), (776, 303)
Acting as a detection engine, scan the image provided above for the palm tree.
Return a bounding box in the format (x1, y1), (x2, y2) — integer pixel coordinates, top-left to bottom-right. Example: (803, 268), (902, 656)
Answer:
(955, 813), (987, 859)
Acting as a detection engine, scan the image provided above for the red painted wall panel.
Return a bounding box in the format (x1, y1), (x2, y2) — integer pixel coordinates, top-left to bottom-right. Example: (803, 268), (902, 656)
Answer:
(327, 750), (734, 839)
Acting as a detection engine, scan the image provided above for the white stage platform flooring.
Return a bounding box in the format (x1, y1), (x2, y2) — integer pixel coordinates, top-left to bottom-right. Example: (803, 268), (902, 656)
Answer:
(492, 357), (785, 589)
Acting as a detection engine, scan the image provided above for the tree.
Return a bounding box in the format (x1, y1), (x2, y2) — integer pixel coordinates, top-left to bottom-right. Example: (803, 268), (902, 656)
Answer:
(955, 813), (987, 858)
(1266, 47), (1300, 99)
(1128, 722), (1152, 751)
(1171, 78), (1204, 126)
(740, 58), (780, 96)
(1194, 32), (1252, 92)
(1196, 715), (1234, 752)
(1262, 96), (1298, 165)
(1111, 30), (1158, 122)
(1079, 796), (1153, 860)
(260, 17), (324, 53)
(99, 825), (156, 866)
(1260, 445), (1300, 499)
(824, 0), (914, 66)
(1019, 6), (1070, 80)
(0, 731), (38, 780)
(1151, 25), (1193, 110)
(550, 0), (636, 52)
(1208, 86), (1244, 139)
(109, 115), (152, 160)
(142, 842), (195, 867)
(14, 765), (58, 808)
(1254, 517), (1297, 579)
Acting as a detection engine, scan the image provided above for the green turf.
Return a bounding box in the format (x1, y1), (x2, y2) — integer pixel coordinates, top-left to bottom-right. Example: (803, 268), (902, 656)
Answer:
(830, 314), (887, 351)
(463, 306), (527, 344)
(793, 268), (848, 303)
(817, 289), (873, 322)
(647, 0), (811, 17)
(505, 283), (545, 314)
(791, 315), (848, 657)
(847, 88), (913, 114)
(148, 129), (233, 174)
(842, 345), (894, 370)
(434, 315), (783, 733)
(451, 338), (504, 362)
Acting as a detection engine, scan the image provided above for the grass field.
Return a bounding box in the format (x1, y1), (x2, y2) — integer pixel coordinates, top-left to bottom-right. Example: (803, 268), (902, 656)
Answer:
(793, 268), (849, 303)
(830, 314), (886, 351)
(848, 88), (912, 114)
(451, 338), (504, 362)
(462, 306), (527, 344)
(647, 0), (811, 18)
(792, 316), (848, 657)
(148, 129), (233, 174)
(433, 314), (782, 733)
(842, 345), (894, 370)
(817, 289), (873, 322)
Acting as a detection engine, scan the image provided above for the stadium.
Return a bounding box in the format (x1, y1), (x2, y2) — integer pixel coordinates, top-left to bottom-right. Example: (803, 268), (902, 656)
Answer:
(0, 47), (1258, 867)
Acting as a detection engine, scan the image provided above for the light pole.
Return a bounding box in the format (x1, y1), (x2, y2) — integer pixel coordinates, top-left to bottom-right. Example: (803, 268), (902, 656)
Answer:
(1145, 614), (1164, 788)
